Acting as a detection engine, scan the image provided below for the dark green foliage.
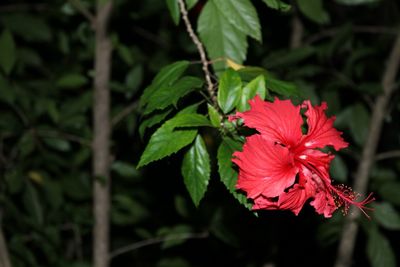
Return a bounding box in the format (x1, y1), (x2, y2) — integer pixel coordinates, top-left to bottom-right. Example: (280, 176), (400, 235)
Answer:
(181, 135), (211, 206)
(1, 0), (400, 267)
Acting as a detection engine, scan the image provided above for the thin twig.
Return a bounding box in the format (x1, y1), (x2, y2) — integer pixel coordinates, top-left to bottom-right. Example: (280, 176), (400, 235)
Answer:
(290, 15), (303, 49)
(132, 26), (169, 47)
(305, 25), (398, 45)
(36, 129), (92, 147)
(354, 25), (399, 35)
(177, 0), (217, 106)
(0, 209), (12, 267)
(111, 101), (139, 127)
(0, 134), (9, 168)
(375, 150), (400, 161)
(109, 231), (209, 260)
(10, 105), (30, 127)
(334, 29), (400, 267)
(60, 223), (83, 260)
(0, 3), (47, 12)
(69, 0), (95, 25)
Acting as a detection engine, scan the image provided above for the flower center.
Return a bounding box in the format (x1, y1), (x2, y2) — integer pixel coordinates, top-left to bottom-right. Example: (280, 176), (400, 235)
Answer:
(297, 158), (375, 218)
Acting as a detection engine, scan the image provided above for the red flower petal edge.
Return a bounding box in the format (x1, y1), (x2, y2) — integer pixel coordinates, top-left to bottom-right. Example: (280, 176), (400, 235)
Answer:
(232, 96), (374, 218)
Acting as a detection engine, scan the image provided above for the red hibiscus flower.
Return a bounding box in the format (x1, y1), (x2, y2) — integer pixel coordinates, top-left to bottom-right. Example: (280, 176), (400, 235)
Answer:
(231, 96), (374, 218)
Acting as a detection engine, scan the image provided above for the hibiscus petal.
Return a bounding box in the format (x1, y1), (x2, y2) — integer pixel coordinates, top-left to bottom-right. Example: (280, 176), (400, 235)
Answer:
(310, 191), (337, 218)
(278, 171), (316, 215)
(297, 149), (334, 181)
(253, 195), (279, 210)
(297, 165), (337, 218)
(232, 96), (303, 147)
(301, 101), (348, 151)
(233, 134), (298, 198)
(278, 186), (309, 215)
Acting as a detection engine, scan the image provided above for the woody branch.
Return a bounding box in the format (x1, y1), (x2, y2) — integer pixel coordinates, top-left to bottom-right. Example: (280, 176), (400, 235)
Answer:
(92, 1), (113, 267)
(0, 211), (12, 267)
(334, 29), (400, 267)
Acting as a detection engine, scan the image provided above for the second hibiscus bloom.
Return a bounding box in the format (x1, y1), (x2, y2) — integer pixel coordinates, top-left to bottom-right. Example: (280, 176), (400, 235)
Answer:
(231, 96), (373, 218)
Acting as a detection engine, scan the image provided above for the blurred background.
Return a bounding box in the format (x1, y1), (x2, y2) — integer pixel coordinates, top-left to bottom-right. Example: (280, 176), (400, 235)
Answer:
(0, 0), (400, 267)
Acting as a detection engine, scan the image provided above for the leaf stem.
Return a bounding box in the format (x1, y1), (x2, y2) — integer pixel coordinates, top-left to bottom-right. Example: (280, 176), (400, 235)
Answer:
(69, 0), (95, 25)
(0, 211), (12, 267)
(375, 150), (400, 161)
(177, 0), (217, 107)
(109, 231), (208, 260)
(111, 101), (139, 127)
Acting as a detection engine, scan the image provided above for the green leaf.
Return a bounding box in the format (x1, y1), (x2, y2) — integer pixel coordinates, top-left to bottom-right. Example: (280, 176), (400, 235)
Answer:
(262, 46), (315, 69)
(9, 236), (38, 266)
(157, 258), (190, 267)
(23, 182), (44, 225)
(169, 113), (213, 128)
(0, 30), (16, 75)
(210, 208), (240, 246)
(139, 108), (173, 138)
(372, 202), (400, 230)
(140, 61), (189, 108)
(111, 161), (139, 178)
(265, 76), (300, 97)
(158, 225), (193, 249)
(330, 155), (348, 182)
(217, 138), (252, 209)
(335, 0), (381, 5)
(174, 195), (191, 218)
(181, 135), (211, 207)
(316, 213), (343, 245)
(371, 168), (397, 183)
(213, 0), (261, 41)
(237, 75), (266, 112)
(349, 103), (370, 146)
(177, 102), (201, 115)
(378, 182), (400, 206)
(59, 262), (91, 267)
(46, 100), (59, 123)
(112, 194), (149, 225)
(138, 129), (197, 168)
(125, 65), (143, 97)
(4, 169), (24, 194)
(297, 0), (330, 24)
(1, 14), (52, 42)
(73, 148), (91, 166)
(117, 44), (134, 65)
(43, 137), (71, 152)
(56, 74), (88, 89)
(58, 32), (70, 54)
(138, 113), (211, 167)
(357, 82), (382, 95)
(0, 74), (15, 103)
(261, 0), (291, 11)
(144, 76), (203, 115)
(207, 104), (221, 127)
(185, 0), (198, 9)
(367, 227), (396, 267)
(238, 66), (269, 81)
(43, 179), (63, 210)
(166, 0), (180, 25)
(61, 176), (91, 201)
(18, 132), (35, 157)
(217, 68), (242, 114)
(198, 1), (247, 71)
